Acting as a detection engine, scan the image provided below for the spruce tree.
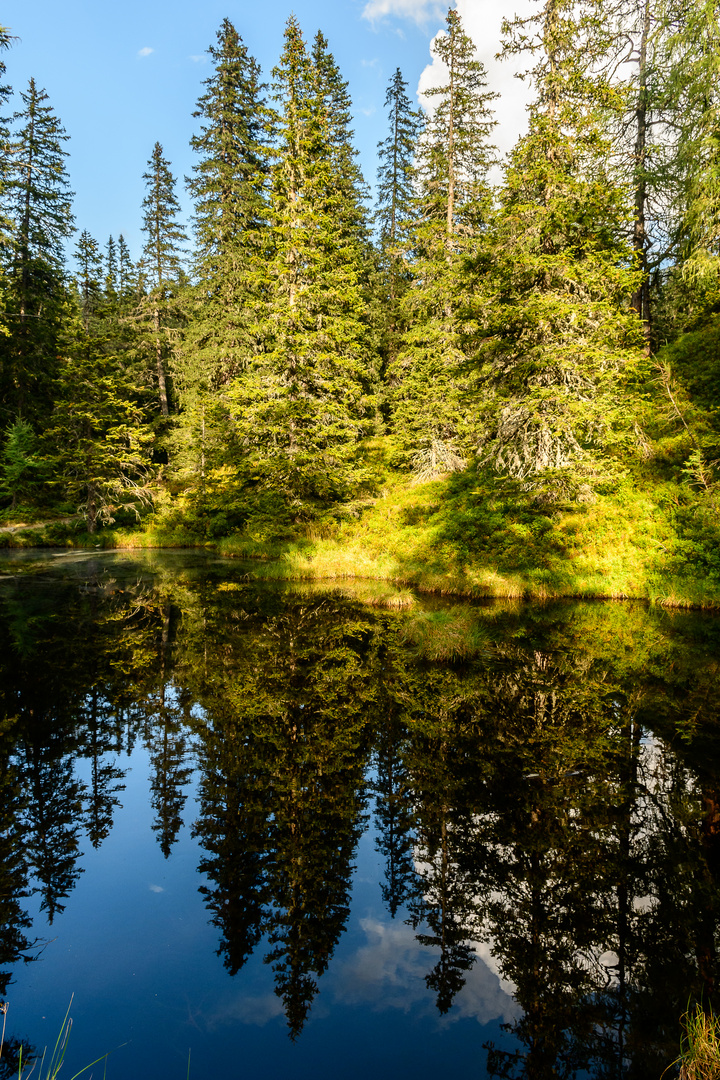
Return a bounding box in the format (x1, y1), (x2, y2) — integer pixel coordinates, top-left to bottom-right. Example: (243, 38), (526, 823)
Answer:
(470, 0), (643, 500)
(117, 234), (136, 301)
(389, 7), (496, 471)
(182, 16), (271, 389)
(375, 68), (422, 376)
(45, 230), (154, 532)
(173, 19), (272, 517)
(73, 229), (103, 334)
(0, 417), (41, 508)
(140, 142), (187, 417)
(105, 235), (118, 298)
(0, 28), (15, 344)
(376, 69), (421, 260)
(227, 17), (376, 511)
(600, 0), (690, 342)
(664, 0), (720, 318)
(0, 78), (74, 427)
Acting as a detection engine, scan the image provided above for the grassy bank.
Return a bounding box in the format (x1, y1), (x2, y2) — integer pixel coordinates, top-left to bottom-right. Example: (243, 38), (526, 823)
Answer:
(2, 452), (719, 608)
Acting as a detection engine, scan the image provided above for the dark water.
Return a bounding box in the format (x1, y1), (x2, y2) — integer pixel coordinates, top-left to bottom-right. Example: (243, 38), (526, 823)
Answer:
(0, 549), (719, 1079)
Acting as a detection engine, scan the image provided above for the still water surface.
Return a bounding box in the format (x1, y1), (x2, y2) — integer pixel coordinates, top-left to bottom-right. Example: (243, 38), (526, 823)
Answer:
(0, 549), (719, 1079)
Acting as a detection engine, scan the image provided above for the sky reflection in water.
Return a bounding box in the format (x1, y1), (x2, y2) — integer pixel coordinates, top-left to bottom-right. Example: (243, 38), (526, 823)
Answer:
(1, 549), (719, 1079)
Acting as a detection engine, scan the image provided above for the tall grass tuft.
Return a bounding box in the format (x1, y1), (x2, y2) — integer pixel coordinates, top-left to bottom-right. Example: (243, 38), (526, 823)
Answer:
(0, 997), (113, 1080)
(673, 1004), (720, 1080)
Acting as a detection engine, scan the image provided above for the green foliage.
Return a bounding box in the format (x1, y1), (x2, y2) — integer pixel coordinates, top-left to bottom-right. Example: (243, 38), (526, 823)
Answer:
(224, 18), (378, 513)
(389, 7), (496, 464)
(181, 17), (272, 390)
(139, 141), (187, 417)
(466, 0), (644, 500)
(171, 19), (274, 512)
(0, 79), (74, 427)
(375, 67), (422, 388)
(0, 419), (41, 508)
(666, 2), (720, 325)
(1, 1), (720, 608)
(375, 68), (421, 262)
(43, 288), (155, 532)
(141, 142), (187, 289)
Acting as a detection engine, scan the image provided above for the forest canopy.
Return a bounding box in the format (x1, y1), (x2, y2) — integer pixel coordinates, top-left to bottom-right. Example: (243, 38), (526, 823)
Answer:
(1, 2), (719, 599)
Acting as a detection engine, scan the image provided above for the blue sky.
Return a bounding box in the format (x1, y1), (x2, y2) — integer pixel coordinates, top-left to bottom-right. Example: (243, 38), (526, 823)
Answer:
(1, 0), (532, 264)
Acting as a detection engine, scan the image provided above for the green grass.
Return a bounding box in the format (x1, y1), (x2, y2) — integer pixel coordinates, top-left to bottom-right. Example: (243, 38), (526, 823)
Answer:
(0, 997), (115, 1080)
(206, 463), (719, 606)
(671, 1004), (720, 1080)
(2, 437), (720, 607)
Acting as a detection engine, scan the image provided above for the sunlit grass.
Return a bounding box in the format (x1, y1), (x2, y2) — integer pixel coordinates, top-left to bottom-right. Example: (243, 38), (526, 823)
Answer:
(401, 608), (491, 661)
(3, 438), (720, 607)
(670, 1004), (720, 1080)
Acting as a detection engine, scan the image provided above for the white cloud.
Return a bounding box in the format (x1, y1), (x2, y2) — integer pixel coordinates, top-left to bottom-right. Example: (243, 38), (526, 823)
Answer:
(331, 917), (517, 1025)
(417, 0), (536, 164)
(148, 883), (164, 893)
(137, 46), (154, 58)
(362, 0), (447, 27)
(189, 54), (207, 63)
(208, 992), (284, 1028)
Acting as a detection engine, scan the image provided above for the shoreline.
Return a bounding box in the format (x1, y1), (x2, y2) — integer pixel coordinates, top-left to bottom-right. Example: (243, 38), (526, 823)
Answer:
(1, 521), (718, 610)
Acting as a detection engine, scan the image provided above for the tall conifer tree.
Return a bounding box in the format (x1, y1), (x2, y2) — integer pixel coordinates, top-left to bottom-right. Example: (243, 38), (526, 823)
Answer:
(0, 28), (15, 348)
(0, 79), (74, 426)
(664, 0), (720, 316)
(228, 18), (376, 510)
(104, 235), (118, 298)
(74, 230), (103, 335)
(375, 68), (422, 374)
(389, 8), (496, 471)
(173, 19), (272, 514)
(183, 18), (271, 387)
(471, 0), (643, 499)
(117, 234), (135, 301)
(140, 142), (187, 417)
(44, 228), (154, 532)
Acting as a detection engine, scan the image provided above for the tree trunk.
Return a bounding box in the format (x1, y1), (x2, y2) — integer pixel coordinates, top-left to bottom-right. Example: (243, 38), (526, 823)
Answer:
(446, 50), (455, 245)
(154, 306), (169, 417)
(631, 0), (652, 350)
(87, 480), (98, 534)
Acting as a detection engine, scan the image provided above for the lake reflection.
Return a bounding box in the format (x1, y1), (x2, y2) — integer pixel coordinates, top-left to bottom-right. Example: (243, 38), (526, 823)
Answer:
(1, 550), (719, 1079)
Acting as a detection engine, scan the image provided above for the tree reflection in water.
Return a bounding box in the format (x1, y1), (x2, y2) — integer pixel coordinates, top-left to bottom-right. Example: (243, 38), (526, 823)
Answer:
(0, 556), (719, 1077)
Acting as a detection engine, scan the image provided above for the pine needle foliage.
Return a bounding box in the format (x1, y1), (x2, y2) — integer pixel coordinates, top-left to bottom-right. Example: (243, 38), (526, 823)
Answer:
(389, 7), (496, 468)
(375, 68), (422, 377)
(172, 19), (273, 517)
(140, 142), (187, 417)
(45, 230), (155, 532)
(469, 0), (644, 501)
(226, 18), (377, 512)
(183, 17), (273, 390)
(0, 79), (74, 427)
(667, 1), (720, 318)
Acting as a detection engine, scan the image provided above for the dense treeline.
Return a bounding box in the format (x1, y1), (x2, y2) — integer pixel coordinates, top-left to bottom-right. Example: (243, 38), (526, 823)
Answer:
(1, 2), (719, 567)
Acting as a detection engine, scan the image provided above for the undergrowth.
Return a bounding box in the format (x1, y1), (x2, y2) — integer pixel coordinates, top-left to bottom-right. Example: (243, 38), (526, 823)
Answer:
(1, 438), (719, 606)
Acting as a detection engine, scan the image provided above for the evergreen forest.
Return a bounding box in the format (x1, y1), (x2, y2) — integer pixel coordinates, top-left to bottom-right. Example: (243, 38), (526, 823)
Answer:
(2, 2), (720, 605)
